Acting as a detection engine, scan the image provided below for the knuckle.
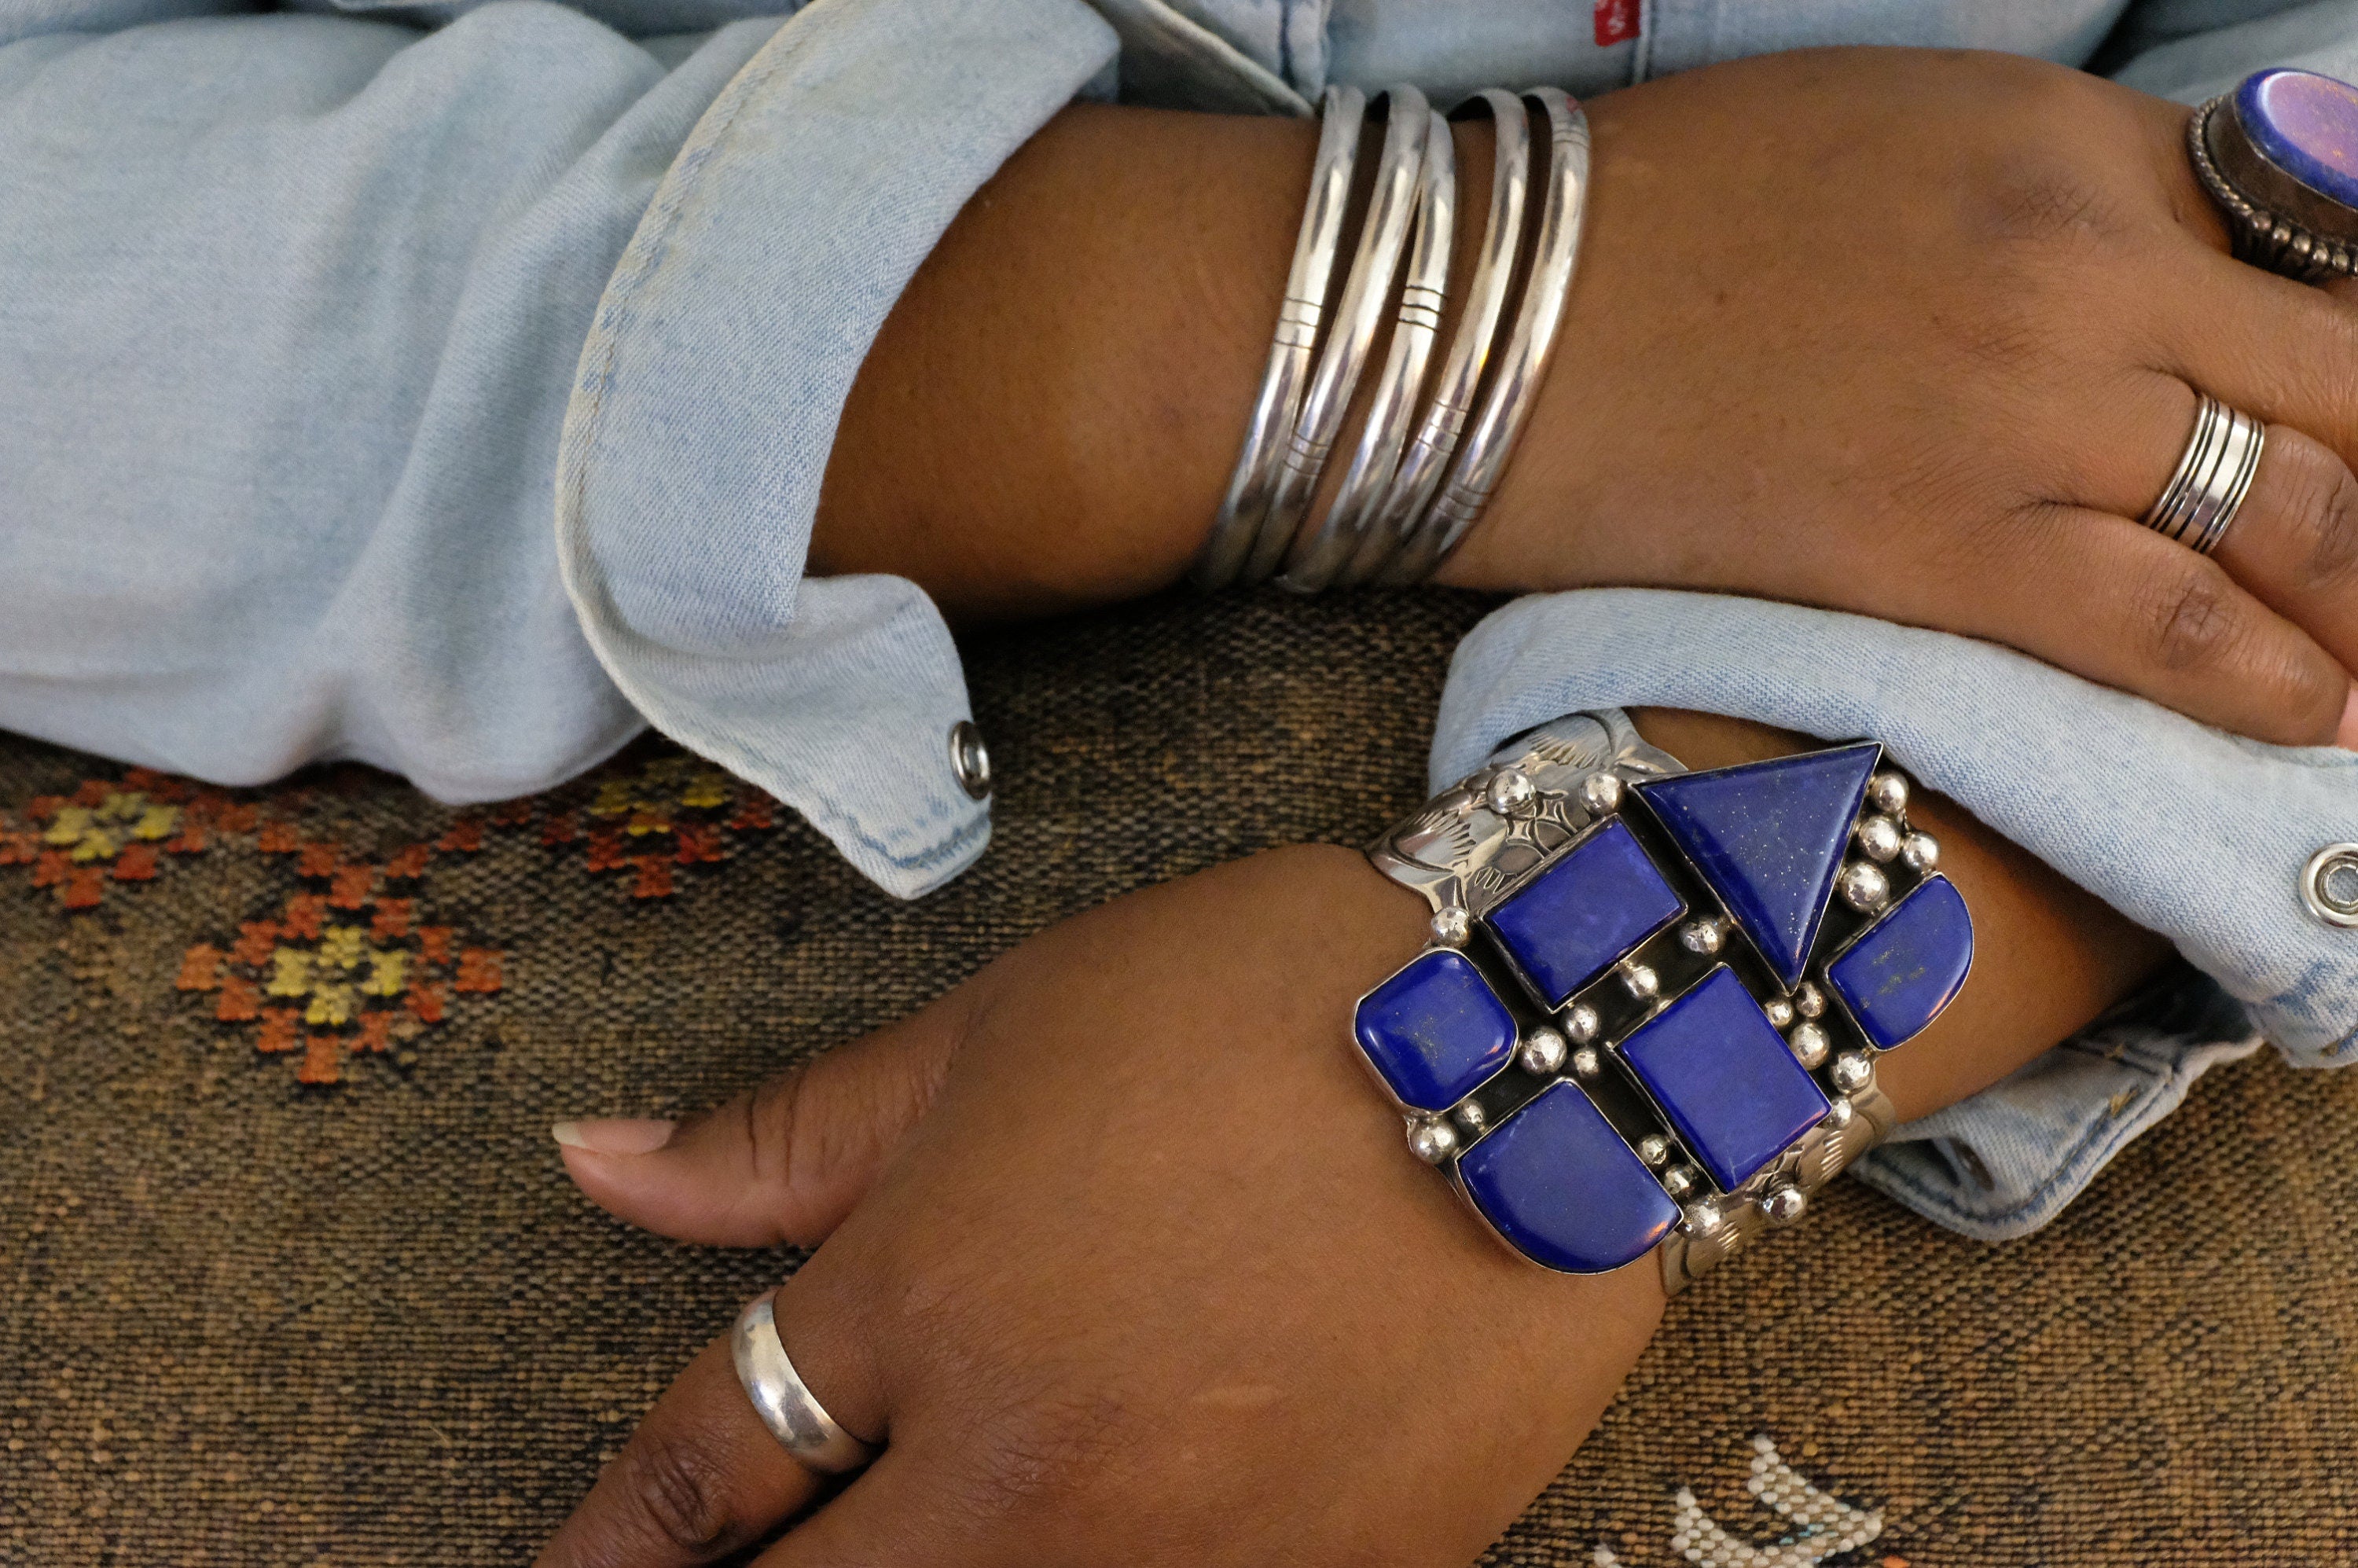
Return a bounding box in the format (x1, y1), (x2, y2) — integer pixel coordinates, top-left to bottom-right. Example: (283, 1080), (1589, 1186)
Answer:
(2147, 565), (2242, 674)
(744, 1067), (812, 1188)
(616, 1424), (744, 1557)
(2275, 439), (2358, 590)
(1971, 159), (2122, 251)
(952, 1392), (1133, 1523)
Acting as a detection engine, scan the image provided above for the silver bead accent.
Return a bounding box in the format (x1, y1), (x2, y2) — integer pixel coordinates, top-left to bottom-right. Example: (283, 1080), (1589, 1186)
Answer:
(1680, 919), (1724, 956)
(1794, 982), (1825, 1020)
(1408, 1118), (1459, 1164)
(1429, 905), (1471, 947)
(1486, 768), (1536, 817)
(1570, 1045), (1603, 1080)
(1562, 1004), (1600, 1044)
(1787, 1021), (1830, 1070)
(1762, 997), (1795, 1030)
(1453, 1100), (1488, 1135)
(1683, 1199), (1721, 1235)
(1837, 861), (1890, 913)
(1866, 771), (1909, 817)
(1620, 960), (1659, 1001)
(1900, 832), (1941, 875)
(1662, 1165), (1699, 1199)
(1518, 1026), (1568, 1076)
(1760, 1184), (1807, 1227)
(1829, 1050), (1873, 1093)
(1636, 1134), (1672, 1168)
(1854, 814), (1902, 864)
(1825, 1097), (1856, 1129)
(1581, 771), (1624, 814)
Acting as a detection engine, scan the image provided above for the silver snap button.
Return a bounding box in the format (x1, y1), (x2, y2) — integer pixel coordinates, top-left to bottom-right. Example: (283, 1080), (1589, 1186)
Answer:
(2301, 843), (2358, 927)
(948, 720), (991, 801)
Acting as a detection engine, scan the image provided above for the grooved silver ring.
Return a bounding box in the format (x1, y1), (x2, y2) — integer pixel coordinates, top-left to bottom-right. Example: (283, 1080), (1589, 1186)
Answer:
(730, 1287), (876, 1475)
(2142, 394), (2265, 556)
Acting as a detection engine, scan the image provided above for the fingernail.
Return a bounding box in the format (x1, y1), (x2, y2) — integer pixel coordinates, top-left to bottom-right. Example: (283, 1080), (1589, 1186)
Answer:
(552, 1118), (675, 1155)
(2339, 687), (2358, 751)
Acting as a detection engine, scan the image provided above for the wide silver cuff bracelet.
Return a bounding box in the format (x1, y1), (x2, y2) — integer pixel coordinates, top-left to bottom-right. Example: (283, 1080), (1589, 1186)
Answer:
(1356, 711), (1973, 1296)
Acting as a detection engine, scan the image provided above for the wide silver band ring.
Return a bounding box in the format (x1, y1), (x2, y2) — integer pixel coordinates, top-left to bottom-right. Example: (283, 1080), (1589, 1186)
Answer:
(729, 1287), (877, 1475)
(2143, 394), (2265, 556)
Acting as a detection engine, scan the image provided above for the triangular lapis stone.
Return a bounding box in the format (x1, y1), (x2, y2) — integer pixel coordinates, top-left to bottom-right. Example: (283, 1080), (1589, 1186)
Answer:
(1634, 743), (1880, 988)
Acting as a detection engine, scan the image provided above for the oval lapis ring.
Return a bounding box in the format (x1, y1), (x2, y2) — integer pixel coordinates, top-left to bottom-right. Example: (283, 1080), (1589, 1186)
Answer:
(2191, 69), (2358, 281)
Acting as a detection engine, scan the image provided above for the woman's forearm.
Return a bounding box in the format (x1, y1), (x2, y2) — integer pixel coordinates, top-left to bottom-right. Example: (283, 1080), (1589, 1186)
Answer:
(814, 102), (1317, 617)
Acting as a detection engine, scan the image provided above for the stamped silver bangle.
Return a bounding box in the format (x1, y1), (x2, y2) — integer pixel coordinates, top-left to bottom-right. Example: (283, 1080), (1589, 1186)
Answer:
(1278, 105), (1456, 593)
(1240, 86), (1434, 587)
(1339, 89), (1530, 588)
(1192, 85), (1364, 592)
(1382, 88), (1591, 586)
(1354, 711), (1972, 1295)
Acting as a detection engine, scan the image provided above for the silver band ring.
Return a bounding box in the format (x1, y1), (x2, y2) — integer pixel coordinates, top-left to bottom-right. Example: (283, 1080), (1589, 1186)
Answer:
(729, 1287), (876, 1475)
(2143, 394), (2264, 556)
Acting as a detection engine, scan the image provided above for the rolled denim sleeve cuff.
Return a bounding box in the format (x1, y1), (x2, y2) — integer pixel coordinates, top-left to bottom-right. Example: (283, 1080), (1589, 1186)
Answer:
(555, 0), (1117, 898)
(1434, 589), (2358, 1234)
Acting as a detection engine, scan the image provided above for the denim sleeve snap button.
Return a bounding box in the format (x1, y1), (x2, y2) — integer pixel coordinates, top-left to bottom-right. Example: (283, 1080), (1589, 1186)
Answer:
(2301, 843), (2358, 927)
(947, 720), (991, 801)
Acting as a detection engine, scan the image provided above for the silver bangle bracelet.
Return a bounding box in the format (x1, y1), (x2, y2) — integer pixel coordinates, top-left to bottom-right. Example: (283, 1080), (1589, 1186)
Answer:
(1339, 88), (1528, 589)
(1240, 86), (1433, 587)
(1192, 85), (1364, 592)
(1379, 88), (1591, 586)
(1276, 102), (1455, 593)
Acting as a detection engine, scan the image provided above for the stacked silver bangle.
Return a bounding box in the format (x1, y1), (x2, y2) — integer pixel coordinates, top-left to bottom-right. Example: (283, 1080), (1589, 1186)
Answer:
(1192, 85), (1594, 593)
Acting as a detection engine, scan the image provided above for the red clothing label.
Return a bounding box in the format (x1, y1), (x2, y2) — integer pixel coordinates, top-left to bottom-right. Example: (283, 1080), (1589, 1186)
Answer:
(1594, 0), (1640, 46)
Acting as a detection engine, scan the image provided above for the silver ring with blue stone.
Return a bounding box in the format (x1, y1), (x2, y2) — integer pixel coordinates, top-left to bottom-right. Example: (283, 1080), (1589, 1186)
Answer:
(1357, 712), (1973, 1295)
(2190, 70), (2358, 281)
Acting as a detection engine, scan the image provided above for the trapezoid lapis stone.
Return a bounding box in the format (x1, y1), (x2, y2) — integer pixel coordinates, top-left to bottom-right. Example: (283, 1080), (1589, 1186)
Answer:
(2238, 68), (2358, 210)
(1353, 948), (1517, 1113)
(1825, 873), (1974, 1051)
(1617, 966), (1831, 1193)
(1458, 1080), (1680, 1273)
(1484, 818), (1684, 1008)
(1634, 743), (1879, 989)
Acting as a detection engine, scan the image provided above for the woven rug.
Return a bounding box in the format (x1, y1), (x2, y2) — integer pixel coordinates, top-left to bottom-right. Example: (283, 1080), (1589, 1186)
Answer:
(1, 588), (2352, 1566)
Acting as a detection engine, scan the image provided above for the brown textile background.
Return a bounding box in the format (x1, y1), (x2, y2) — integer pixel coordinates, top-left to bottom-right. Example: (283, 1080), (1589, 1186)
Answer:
(1, 588), (2353, 1565)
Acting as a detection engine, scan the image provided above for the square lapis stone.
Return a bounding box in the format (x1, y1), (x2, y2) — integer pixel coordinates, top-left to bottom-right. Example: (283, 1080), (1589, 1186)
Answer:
(1618, 967), (1831, 1193)
(1485, 819), (1684, 1008)
(1353, 949), (1518, 1114)
(1825, 874), (1974, 1051)
(1458, 1081), (1679, 1273)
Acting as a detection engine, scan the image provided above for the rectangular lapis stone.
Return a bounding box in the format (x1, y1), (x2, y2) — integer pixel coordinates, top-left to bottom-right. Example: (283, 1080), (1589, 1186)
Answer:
(1484, 819), (1684, 1008)
(1353, 948), (1518, 1114)
(1825, 873), (1974, 1051)
(1617, 966), (1831, 1192)
(1458, 1081), (1679, 1273)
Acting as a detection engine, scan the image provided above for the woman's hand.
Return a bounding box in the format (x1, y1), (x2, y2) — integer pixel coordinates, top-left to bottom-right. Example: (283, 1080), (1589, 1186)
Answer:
(538, 844), (1658, 1568)
(534, 717), (2166, 1568)
(822, 50), (2358, 746)
(1452, 48), (2358, 748)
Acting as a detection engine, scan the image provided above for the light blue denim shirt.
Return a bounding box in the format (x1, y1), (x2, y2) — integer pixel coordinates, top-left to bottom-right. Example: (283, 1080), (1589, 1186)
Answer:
(4, 0), (2356, 1239)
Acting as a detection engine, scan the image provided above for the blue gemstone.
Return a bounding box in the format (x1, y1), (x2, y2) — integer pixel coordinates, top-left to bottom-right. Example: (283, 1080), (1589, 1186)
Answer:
(2238, 68), (2358, 209)
(1458, 1081), (1679, 1273)
(1825, 873), (1974, 1051)
(1353, 949), (1518, 1113)
(1485, 820), (1684, 1007)
(1618, 967), (1831, 1193)
(1635, 744), (1879, 989)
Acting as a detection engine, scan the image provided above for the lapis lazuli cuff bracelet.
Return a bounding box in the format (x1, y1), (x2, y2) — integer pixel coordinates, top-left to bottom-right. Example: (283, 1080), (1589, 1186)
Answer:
(1357, 711), (1973, 1294)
